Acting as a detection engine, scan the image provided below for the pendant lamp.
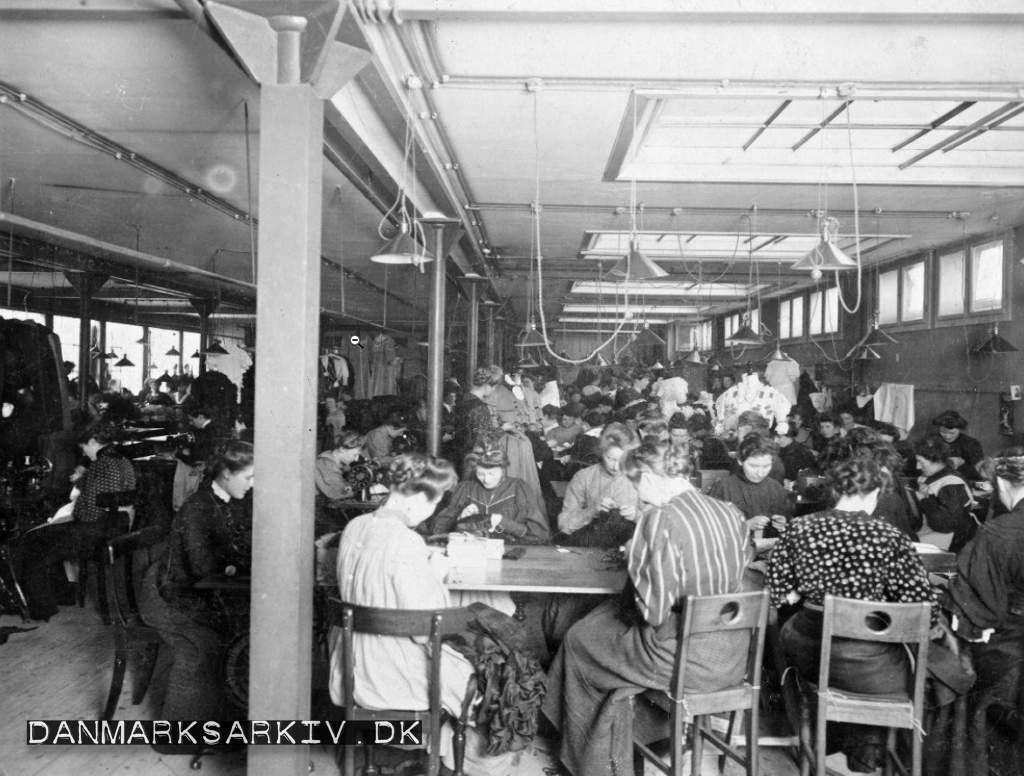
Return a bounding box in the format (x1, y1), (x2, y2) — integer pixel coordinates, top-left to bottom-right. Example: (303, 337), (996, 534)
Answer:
(594, 353), (610, 367)
(202, 340), (229, 356)
(515, 324), (550, 349)
(190, 350), (201, 359)
(791, 217), (858, 277)
(860, 324), (898, 348)
(726, 320), (765, 347)
(516, 353), (540, 369)
(855, 346), (882, 360)
(974, 324), (1017, 354)
(682, 347), (705, 365)
(165, 346), (181, 357)
(634, 324), (666, 347)
(114, 355), (135, 368)
(603, 240), (669, 282)
(370, 220), (434, 266)
(768, 342), (789, 362)
(651, 359), (665, 370)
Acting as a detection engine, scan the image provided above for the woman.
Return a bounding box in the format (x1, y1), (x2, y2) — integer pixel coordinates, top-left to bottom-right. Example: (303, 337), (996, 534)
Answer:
(139, 441), (254, 730)
(942, 448), (1024, 774)
(620, 439), (692, 511)
(931, 409), (985, 482)
(483, 364), (544, 509)
(329, 454), (513, 776)
(708, 432), (792, 538)
(314, 430), (366, 534)
(20, 421), (136, 621)
(846, 427), (916, 539)
(432, 446), (549, 544)
(914, 435), (977, 552)
(789, 408), (817, 452)
(768, 457), (940, 772)
(451, 367), (500, 475)
(322, 396), (347, 447)
(544, 447), (751, 775)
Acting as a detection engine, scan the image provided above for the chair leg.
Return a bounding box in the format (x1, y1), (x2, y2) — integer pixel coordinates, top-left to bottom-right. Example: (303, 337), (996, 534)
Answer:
(911, 721), (922, 776)
(797, 694), (811, 776)
(692, 716), (706, 776)
(883, 727), (896, 776)
(815, 699), (827, 776)
(747, 707), (760, 776)
(95, 559), (111, 625)
(721, 710), (738, 773)
(452, 718), (466, 776)
(77, 561), (87, 608)
(364, 743), (378, 776)
(133, 643), (160, 705)
(102, 651), (127, 720)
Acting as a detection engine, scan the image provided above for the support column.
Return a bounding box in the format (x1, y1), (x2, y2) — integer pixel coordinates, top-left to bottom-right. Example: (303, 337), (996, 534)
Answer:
(189, 297), (220, 376)
(485, 307), (495, 367)
(64, 271), (108, 404)
(465, 279), (480, 384)
(426, 226), (447, 457)
(249, 16), (321, 776)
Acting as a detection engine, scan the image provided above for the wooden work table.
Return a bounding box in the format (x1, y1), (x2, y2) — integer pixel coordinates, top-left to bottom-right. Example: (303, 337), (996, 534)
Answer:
(444, 546), (626, 594)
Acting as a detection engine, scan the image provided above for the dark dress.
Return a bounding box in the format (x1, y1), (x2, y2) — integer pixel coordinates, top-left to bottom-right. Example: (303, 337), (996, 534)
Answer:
(451, 392), (496, 473)
(138, 482), (251, 731)
(944, 433), (984, 482)
(431, 476), (550, 545)
(915, 467), (977, 552)
(942, 500), (1024, 776)
(19, 445), (136, 621)
(779, 441), (818, 481)
(708, 469), (793, 537)
(768, 509), (938, 772)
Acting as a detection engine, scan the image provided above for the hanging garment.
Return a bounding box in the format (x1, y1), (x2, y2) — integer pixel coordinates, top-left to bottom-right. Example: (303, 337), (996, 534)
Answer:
(369, 334), (400, 397)
(764, 358), (801, 406)
(341, 339), (370, 399)
(873, 383), (915, 436)
(649, 375), (689, 418)
(188, 369), (238, 422)
(714, 373), (792, 430)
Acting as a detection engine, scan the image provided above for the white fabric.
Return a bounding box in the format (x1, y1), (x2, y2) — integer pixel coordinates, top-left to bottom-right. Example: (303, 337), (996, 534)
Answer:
(763, 358), (800, 405)
(538, 380), (560, 408)
(714, 375), (792, 430)
(873, 383), (916, 435)
(650, 375), (689, 417)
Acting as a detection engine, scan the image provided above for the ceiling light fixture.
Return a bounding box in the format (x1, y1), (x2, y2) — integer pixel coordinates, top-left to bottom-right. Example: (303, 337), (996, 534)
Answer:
(165, 346), (181, 357)
(791, 217), (858, 278)
(514, 323), (550, 349)
(726, 321), (765, 347)
(855, 345), (882, 360)
(201, 340), (229, 356)
(633, 323), (666, 347)
(370, 219), (434, 267)
(114, 354), (135, 368)
(603, 239), (669, 282)
(974, 323), (1017, 354)
(682, 347), (705, 365)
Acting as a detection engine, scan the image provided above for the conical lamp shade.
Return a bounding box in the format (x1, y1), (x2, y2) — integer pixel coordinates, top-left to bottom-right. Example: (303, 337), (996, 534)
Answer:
(165, 346), (181, 357)
(136, 335), (150, 346)
(104, 351), (118, 359)
(855, 346), (882, 360)
(861, 326), (898, 348)
(603, 242), (669, 282)
(190, 350), (201, 359)
(634, 325), (666, 346)
(683, 347), (705, 365)
(791, 239), (858, 272)
(114, 355), (135, 368)
(768, 342), (789, 361)
(595, 353), (610, 366)
(974, 326), (1017, 354)
(726, 324), (764, 346)
(514, 326), (550, 349)
(202, 340), (229, 356)
(370, 227), (434, 265)
(651, 360), (665, 370)
(516, 353), (540, 369)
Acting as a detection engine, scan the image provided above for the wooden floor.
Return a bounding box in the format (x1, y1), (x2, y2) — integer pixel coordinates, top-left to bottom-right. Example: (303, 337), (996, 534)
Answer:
(0, 597), (815, 776)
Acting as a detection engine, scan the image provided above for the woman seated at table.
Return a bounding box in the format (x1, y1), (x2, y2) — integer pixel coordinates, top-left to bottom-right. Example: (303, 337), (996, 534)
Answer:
(329, 453), (514, 776)
(555, 422), (640, 547)
(914, 435), (977, 552)
(20, 421), (136, 621)
(942, 448), (1024, 775)
(932, 409), (985, 482)
(768, 457), (941, 773)
(314, 430), (366, 535)
(138, 441), (254, 734)
(708, 432), (792, 539)
(432, 445), (550, 544)
(846, 427), (917, 539)
(543, 444), (752, 776)
(733, 409), (786, 482)
(620, 439), (692, 511)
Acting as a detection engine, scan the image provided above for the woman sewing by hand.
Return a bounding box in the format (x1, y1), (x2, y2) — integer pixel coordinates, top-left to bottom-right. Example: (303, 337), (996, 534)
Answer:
(432, 445), (550, 544)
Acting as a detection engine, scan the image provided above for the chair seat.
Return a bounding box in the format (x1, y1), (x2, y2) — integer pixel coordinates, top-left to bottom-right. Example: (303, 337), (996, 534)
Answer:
(814, 687), (916, 729)
(643, 683), (756, 720)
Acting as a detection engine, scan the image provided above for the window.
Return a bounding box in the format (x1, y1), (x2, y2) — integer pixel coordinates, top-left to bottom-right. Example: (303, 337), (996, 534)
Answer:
(937, 251), (965, 317)
(0, 305), (45, 326)
(877, 259), (926, 327)
(808, 287), (839, 335)
(779, 296), (804, 341)
(971, 241), (1003, 312)
(696, 320), (712, 351)
(149, 327), (184, 383)
(105, 322), (146, 394)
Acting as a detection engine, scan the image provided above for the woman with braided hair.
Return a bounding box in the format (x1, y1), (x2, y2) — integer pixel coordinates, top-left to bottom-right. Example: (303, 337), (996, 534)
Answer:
(942, 448), (1024, 774)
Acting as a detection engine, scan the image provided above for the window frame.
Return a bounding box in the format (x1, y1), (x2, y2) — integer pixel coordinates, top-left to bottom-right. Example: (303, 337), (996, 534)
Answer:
(875, 254), (932, 333)
(808, 285), (841, 336)
(778, 294), (805, 342)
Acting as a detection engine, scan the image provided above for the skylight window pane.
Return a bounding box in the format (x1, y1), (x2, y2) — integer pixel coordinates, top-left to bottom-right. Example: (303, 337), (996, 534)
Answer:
(937, 251), (965, 317)
(809, 291), (823, 336)
(0, 305), (45, 325)
(878, 270), (899, 325)
(970, 241), (1003, 312)
(901, 262), (925, 322)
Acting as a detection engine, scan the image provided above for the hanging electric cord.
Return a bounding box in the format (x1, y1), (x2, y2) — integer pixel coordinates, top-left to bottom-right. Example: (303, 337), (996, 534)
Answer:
(836, 104), (863, 314)
(375, 104), (430, 268)
(964, 323), (996, 383)
(5, 177), (14, 307)
(531, 88), (635, 364)
(243, 100), (257, 285)
(675, 227), (742, 286)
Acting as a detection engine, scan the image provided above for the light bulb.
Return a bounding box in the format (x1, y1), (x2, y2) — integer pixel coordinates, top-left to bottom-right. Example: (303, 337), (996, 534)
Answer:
(810, 268), (823, 281)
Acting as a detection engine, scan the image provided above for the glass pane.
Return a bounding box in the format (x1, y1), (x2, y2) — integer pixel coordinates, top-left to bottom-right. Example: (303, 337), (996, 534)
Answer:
(148, 327), (183, 390)
(50, 314), (82, 364)
(749, 308), (760, 335)
(182, 331), (200, 379)
(809, 291), (823, 336)
(878, 270), (899, 325)
(971, 241), (1003, 312)
(105, 322), (146, 395)
(937, 251), (965, 317)
(779, 300), (791, 340)
(0, 305), (45, 325)
(901, 262), (925, 322)
(823, 287), (840, 334)
(792, 296), (804, 338)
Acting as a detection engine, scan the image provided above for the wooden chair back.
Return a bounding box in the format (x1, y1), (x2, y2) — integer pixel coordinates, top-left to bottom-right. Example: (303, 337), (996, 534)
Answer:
(326, 599), (476, 776)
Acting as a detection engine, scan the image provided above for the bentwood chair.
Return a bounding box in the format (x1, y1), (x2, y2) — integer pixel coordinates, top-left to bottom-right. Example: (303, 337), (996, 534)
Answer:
(78, 489), (137, 623)
(327, 599), (477, 776)
(634, 589), (771, 776)
(798, 596), (931, 776)
(101, 525), (167, 720)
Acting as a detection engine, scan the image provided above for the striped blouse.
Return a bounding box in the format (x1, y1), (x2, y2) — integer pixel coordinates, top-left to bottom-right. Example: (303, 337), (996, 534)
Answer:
(627, 490), (751, 628)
